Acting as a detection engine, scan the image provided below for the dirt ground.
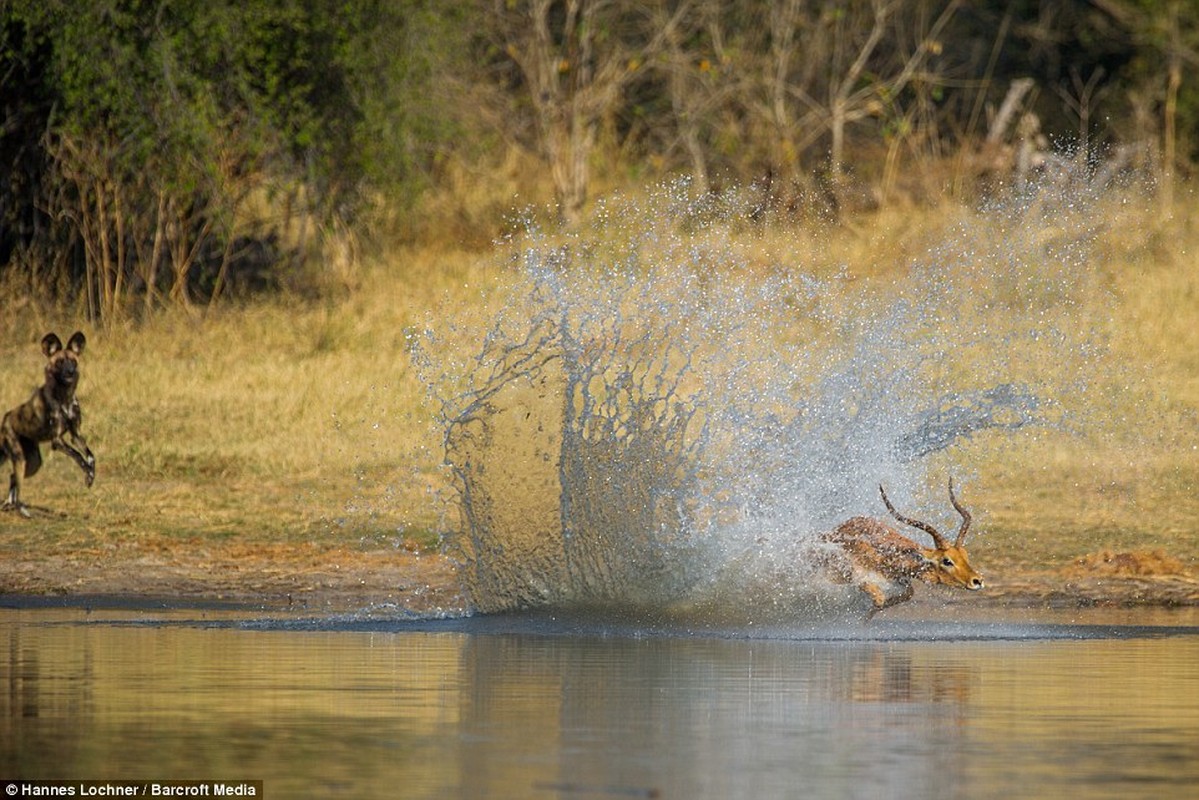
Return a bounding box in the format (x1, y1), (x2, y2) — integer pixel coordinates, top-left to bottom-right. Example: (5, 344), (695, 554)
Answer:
(2, 537), (1197, 613)
(0, 538), (466, 613)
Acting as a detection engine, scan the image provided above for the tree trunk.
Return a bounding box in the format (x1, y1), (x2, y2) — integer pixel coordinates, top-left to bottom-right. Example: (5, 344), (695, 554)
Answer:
(1162, 2), (1181, 215)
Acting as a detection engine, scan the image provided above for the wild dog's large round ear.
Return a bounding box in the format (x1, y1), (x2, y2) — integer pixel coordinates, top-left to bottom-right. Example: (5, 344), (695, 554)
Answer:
(66, 331), (87, 355)
(42, 333), (63, 357)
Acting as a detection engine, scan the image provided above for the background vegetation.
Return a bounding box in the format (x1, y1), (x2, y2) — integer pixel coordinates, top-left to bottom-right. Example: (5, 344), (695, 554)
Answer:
(3, 0), (1198, 317)
(1, 1), (1197, 594)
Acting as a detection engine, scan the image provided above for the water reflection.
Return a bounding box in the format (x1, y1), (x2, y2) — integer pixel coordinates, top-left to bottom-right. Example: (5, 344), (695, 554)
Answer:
(3, 607), (1198, 799)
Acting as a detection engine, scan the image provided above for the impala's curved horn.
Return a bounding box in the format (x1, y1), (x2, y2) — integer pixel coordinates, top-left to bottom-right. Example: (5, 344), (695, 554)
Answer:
(879, 484), (948, 549)
(948, 478), (972, 546)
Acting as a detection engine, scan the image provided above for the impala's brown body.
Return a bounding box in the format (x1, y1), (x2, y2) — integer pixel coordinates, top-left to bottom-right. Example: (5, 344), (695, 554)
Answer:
(822, 480), (983, 616)
(1, 331), (96, 516)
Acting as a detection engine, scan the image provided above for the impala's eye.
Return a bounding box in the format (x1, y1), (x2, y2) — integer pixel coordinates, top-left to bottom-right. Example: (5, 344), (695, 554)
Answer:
(941, 557), (955, 568)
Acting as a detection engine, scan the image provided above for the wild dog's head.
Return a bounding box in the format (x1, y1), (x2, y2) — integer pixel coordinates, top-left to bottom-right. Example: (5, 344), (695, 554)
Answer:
(42, 331), (87, 392)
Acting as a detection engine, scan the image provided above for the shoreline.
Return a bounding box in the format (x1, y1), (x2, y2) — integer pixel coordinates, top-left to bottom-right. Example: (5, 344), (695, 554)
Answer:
(1, 544), (1197, 615)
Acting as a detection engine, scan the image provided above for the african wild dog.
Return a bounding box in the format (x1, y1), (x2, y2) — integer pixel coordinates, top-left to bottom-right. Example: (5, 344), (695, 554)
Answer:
(1, 331), (96, 516)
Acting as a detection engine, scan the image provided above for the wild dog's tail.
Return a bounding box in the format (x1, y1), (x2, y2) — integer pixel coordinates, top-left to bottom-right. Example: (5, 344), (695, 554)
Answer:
(0, 412), (10, 468)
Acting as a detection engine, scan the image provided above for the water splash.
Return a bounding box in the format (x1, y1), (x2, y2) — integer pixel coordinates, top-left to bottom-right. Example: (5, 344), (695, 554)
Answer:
(415, 180), (1109, 620)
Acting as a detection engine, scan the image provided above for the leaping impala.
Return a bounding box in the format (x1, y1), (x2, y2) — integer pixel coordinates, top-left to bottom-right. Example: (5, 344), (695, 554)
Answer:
(821, 479), (984, 617)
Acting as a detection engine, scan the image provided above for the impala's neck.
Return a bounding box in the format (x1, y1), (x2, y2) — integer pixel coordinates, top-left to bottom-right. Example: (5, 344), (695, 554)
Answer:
(886, 538), (939, 581)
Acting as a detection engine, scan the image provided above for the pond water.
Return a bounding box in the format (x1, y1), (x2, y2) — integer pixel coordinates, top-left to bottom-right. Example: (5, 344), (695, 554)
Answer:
(2, 601), (1198, 799)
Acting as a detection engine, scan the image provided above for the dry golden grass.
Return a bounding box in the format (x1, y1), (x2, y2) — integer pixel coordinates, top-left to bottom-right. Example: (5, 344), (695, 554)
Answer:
(0, 185), (1196, 591)
(0, 246), (495, 564)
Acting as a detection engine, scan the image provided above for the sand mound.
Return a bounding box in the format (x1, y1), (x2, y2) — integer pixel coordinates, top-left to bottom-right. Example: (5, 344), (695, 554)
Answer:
(1064, 549), (1190, 578)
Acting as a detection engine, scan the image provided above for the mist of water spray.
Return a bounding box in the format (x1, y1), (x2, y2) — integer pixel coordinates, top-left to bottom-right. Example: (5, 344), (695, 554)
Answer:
(414, 180), (1111, 621)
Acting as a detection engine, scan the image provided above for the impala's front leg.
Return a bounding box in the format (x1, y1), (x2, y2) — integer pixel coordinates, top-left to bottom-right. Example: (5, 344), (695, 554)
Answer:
(862, 580), (913, 620)
(861, 581), (889, 611)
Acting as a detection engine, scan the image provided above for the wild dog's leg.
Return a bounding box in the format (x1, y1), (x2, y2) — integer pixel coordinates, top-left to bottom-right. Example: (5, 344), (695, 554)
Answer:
(74, 403), (95, 484)
(2, 413), (19, 510)
(4, 474), (31, 517)
(54, 437), (95, 486)
(2, 448), (16, 512)
(70, 401), (94, 486)
(1, 417), (34, 516)
(51, 437), (94, 486)
(20, 437), (42, 478)
(51, 407), (95, 487)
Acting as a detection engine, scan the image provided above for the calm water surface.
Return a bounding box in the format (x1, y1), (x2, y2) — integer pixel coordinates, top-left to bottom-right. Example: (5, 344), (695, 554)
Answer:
(2, 603), (1198, 799)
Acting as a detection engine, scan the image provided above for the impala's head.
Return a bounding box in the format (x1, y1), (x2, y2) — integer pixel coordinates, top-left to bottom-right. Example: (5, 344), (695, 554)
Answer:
(880, 479), (984, 591)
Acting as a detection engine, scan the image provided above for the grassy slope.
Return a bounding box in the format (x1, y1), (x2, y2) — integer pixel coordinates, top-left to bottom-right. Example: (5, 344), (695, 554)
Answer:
(0, 191), (1196, 598)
